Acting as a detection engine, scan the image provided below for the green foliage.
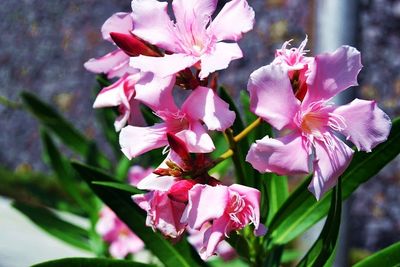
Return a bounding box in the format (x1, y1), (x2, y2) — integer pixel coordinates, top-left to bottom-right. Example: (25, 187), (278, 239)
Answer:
(353, 241), (400, 267)
(31, 257), (156, 267)
(296, 178), (342, 267)
(13, 201), (91, 252)
(21, 92), (111, 169)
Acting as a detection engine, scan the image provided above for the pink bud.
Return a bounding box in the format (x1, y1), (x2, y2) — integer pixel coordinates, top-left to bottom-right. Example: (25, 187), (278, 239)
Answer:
(110, 32), (159, 57)
(167, 179), (196, 203)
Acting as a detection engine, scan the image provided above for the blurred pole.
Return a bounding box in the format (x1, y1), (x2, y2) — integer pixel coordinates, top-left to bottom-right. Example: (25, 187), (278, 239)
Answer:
(313, 1), (359, 267)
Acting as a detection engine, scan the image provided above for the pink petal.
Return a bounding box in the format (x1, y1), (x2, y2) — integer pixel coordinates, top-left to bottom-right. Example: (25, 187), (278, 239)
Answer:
(309, 134), (354, 200)
(182, 184), (229, 230)
(247, 64), (301, 130)
(202, 215), (230, 258)
(333, 99), (391, 152)
(172, 0), (217, 30)
(199, 42), (243, 79)
(228, 184), (264, 235)
(128, 166), (153, 186)
(134, 73), (178, 112)
(119, 123), (168, 159)
(304, 45), (363, 105)
(131, 0), (177, 52)
(136, 156), (177, 191)
(84, 50), (130, 78)
(130, 53), (199, 78)
(101, 12), (133, 41)
(93, 74), (139, 108)
(182, 86), (235, 131)
(209, 0), (255, 42)
(246, 133), (310, 175)
(176, 121), (215, 153)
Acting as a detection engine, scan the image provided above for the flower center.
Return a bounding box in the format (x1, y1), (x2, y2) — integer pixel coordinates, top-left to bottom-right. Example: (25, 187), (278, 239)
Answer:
(300, 111), (328, 136)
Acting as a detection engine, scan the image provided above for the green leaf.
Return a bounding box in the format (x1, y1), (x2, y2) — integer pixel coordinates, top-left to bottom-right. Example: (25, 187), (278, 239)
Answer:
(41, 129), (95, 215)
(92, 181), (144, 195)
(21, 92), (111, 169)
(296, 178), (342, 267)
(71, 161), (205, 267)
(12, 201), (91, 252)
(32, 257), (155, 267)
(268, 117), (400, 245)
(265, 174), (288, 225)
(218, 86), (257, 187)
(353, 241), (400, 267)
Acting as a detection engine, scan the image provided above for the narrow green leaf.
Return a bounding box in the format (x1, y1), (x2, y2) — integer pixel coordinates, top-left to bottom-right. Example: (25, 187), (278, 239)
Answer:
(296, 178), (342, 267)
(268, 117), (400, 245)
(13, 201), (91, 252)
(41, 129), (95, 215)
(71, 161), (205, 267)
(218, 86), (257, 187)
(115, 156), (132, 181)
(353, 241), (400, 267)
(265, 174), (288, 225)
(92, 181), (144, 195)
(21, 92), (111, 169)
(32, 257), (155, 267)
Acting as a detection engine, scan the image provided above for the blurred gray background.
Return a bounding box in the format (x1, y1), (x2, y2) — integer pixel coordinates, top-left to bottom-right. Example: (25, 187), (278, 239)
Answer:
(0, 0), (399, 265)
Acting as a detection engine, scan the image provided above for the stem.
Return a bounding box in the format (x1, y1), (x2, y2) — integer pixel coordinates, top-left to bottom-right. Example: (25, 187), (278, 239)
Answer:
(212, 117), (262, 167)
(225, 128), (246, 184)
(234, 117), (262, 143)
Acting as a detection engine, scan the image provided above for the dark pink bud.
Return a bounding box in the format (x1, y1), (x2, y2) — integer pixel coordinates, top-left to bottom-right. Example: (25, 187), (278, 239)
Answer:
(167, 133), (191, 164)
(167, 179), (196, 203)
(110, 32), (159, 57)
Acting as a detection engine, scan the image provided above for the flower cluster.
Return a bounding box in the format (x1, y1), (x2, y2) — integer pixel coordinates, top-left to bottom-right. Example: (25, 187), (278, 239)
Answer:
(246, 37), (391, 199)
(86, 0), (391, 261)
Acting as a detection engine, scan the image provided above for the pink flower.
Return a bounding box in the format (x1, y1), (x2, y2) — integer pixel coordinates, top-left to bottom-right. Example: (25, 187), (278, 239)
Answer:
(181, 184), (266, 258)
(187, 227), (237, 261)
(120, 85), (235, 158)
(130, 0), (255, 79)
(133, 190), (187, 239)
(96, 206), (144, 258)
(84, 12), (136, 79)
(246, 43), (391, 200)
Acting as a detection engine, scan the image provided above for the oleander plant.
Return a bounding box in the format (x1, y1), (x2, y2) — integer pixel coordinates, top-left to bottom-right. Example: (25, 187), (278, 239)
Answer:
(8, 0), (400, 266)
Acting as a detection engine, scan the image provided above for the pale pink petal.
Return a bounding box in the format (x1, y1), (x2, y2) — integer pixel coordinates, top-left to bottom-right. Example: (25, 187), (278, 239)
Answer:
(247, 64), (301, 130)
(209, 0), (255, 42)
(182, 86), (235, 131)
(84, 50), (130, 77)
(333, 99), (391, 152)
(304, 46), (363, 105)
(182, 184), (229, 230)
(130, 53), (199, 78)
(199, 42), (243, 79)
(126, 98), (146, 126)
(176, 121), (215, 153)
(246, 133), (310, 175)
(172, 0), (217, 30)
(202, 215), (230, 258)
(131, 0), (177, 52)
(309, 135), (354, 200)
(135, 73), (178, 112)
(136, 157), (177, 191)
(229, 184), (264, 234)
(128, 166), (153, 186)
(93, 76), (127, 109)
(119, 123), (168, 159)
(101, 12), (133, 41)
(125, 233), (145, 254)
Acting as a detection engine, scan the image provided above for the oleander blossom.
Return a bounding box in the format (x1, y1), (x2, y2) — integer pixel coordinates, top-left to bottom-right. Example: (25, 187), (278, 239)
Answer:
(181, 184), (267, 258)
(130, 0), (255, 79)
(97, 206), (144, 258)
(246, 41), (391, 200)
(120, 85), (235, 158)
